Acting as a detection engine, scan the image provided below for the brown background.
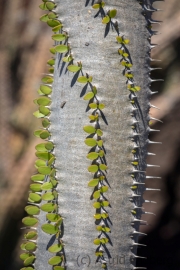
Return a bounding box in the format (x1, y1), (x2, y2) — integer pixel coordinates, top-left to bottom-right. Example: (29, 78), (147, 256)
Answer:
(0, 0), (180, 269)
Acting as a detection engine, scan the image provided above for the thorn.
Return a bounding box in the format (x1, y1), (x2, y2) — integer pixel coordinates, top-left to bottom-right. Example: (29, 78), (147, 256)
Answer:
(133, 255), (147, 259)
(143, 211), (156, 216)
(149, 103), (160, 110)
(132, 242), (147, 247)
(132, 170), (146, 173)
(144, 199), (157, 203)
(150, 78), (164, 82)
(148, 19), (162, 24)
(21, 227), (37, 230)
(148, 139), (162, 144)
(147, 152), (156, 156)
(146, 188), (161, 191)
(146, 164), (160, 168)
(150, 58), (161, 62)
(150, 91), (158, 95)
(133, 181), (145, 185)
(132, 231), (147, 236)
(149, 67), (162, 71)
(133, 218), (148, 223)
(146, 176), (161, 179)
(148, 128), (160, 132)
(133, 267), (147, 270)
(149, 116), (163, 123)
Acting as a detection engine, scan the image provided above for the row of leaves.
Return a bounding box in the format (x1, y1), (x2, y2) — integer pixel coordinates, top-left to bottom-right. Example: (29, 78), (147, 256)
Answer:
(19, 1), (65, 270)
(92, 0), (143, 250)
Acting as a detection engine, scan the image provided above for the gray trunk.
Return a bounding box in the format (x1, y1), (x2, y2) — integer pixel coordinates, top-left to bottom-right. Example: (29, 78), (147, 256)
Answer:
(33, 0), (153, 269)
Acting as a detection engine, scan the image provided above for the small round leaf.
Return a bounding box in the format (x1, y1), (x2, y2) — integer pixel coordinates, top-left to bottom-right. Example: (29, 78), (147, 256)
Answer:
(48, 256), (62, 266)
(46, 214), (61, 222)
(25, 242), (36, 251)
(41, 224), (59, 235)
(42, 192), (54, 201)
(40, 203), (56, 212)
(40, 130), (50, 139)
(77, 76), (88, 84)
(24, 255), (35, 266)
(30, 183), (42, 192)
(88, 165), (98, 173)
(102, 15), (110, 24)
(93, 191), (100, 199)
(22, 217), (38, 226)
(52, 34), (67, 41)
(37, 97), (51, 106)
(38, 166), (51, 175)
(31, 174), (44, 182)
(48, 243), (63, 253)
(55, 45), (69, 53)
(84, 138), (97, 147)
(67, 65), (81, 73)
(83, 92), (94, 100)
(41, 182), (53, 190)
(28, 193), (41, 203)
(83, 125), (96, 134)
(40, 85), (52, 95)
(42, 119), (50, 128)
(94, 238), (101, 245)
(87, 152), (99, 160)
(24, 231), (37, 240)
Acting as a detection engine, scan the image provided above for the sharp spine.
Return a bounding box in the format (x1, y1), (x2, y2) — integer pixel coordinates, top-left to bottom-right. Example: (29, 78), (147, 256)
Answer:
(146, 164), (160, 168)
(147, 152), (156, 156)
(146, 176), (161, 179)
(149, 103), (160, 110)
(144, 199), (157, 203)
(146, 188), (161, 191)
(148, 139), (162, 144)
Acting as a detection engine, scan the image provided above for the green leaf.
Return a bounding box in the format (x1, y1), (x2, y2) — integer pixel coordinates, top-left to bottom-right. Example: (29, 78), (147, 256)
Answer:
(101, 201), (109, 207)
(48, 156), (55, 166)
(30, 183), (42, 192)
(52, 25), (63, 32)
(46, 2), (56, 10)
(102, 15), (110, 24)
(41, 182), (53, 190)
(38, 166), (51, 175)
(33, 110), (44, 118)
(87, 152), (99, 160)
(89, 103), (97, 109)
(39, 106), (50, 116)
(39, 3), (48, 10)
(47, 58), (55, 66)
(28, 193), (41, 203)
(50, 178), (58, 187)
(42, 119), (50, 128)
(42, 192), (54, 201)
(67, 65), (81, 73)
(83, 125), (96, 134)
(84, 138), (97, 147)
(101, 213), (109, 219)
(40, 14), (49, 22)
(41, 76), (53, 84)
(22, 217), (38, 226)
(52, 34), (67, 41)
(132, 161), (139, 166)
(31, 174), (44, 182)
(34, 129), (43, 138)
(40, 130), (50, 139)
(36, 152), (54, 161)
(41, 203), (56, 212)
(20, 253), (31, 261)
(54, 267), (65, 270)
(50, 47), (56, 54)
(92, 2), (105, 9)
(20, 267), (34, 270)
(89, 114), (99, 121)
(109, 9), (117, 18)
(48, 12), (57, 19)
(45, 142), (54, 150)
(41, 224), (59, 234)
(88, 165), (98, 173)
(20, 243), (27, 251)
(48, 243), (63, 253)
(99, 164), (108, 171)
(83, 92), (94, 100)
(97, 140), (103, 147)
(35, 143), (47, 152)
(94, 238), (101, 245)
(96, 129), (103, 136)
(93, 202), (101, 209)
(40, 85), (52, 95)
(46, 213), (61, 222)
(55, 45), (69, 53)
(101, 238), (109, 244)
(116, 36), (123, 44)
(62, 55), (73, 62)
(98, 103), (105, 110)
(24, 255), (35, 266)
(25, 205), (40, 215)
(48, 256), (62, 266)
(77, 76), (88, 83)
(35, 159), (46, 168)
(98, 150), (104, 157)
(125, 73), (133, 78)
(94, 213), (101, 219)
(100, 186), (108, 193)
(93, 190), (100, 199)
(88, 178), (99, 187)
(25, 242), (36, 251)
(49, 67), (54, 73)
(24, 231), (37, 240)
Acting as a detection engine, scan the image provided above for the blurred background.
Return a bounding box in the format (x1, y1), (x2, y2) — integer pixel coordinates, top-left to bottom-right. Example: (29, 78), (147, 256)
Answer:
(0, 0), (180, 269)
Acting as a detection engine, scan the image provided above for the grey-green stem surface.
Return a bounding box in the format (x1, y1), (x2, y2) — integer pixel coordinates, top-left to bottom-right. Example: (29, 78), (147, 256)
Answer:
(35, 0), (151, 269)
